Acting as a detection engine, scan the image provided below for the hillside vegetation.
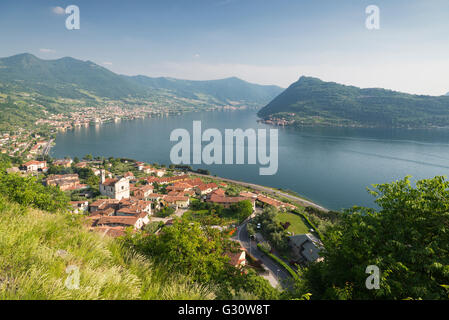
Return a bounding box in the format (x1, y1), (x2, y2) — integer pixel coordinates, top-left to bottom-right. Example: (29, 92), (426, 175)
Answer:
(0, 198), (214, 300)
(258, 76), (449, 128)
(0, 159), (279, 300)
(0, 159), (211, 300)
(296, 176), (449, 300)
(0, 53), (282, 104)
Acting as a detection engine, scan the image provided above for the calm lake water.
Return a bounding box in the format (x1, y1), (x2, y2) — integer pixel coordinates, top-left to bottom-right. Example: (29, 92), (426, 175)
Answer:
(52, 109), (449, 211)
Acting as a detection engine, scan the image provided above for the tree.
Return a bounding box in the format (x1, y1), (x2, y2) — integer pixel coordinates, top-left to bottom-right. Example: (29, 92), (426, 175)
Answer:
(125, 220), (229, 283)
(299, 176), (449, 300)
(122, 219), (280, 299)
(230, 200), (253, 223)
(0, 166), (69, 213)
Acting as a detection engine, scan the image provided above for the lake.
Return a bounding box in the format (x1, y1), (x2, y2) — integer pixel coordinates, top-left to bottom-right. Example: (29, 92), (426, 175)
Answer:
(52, 109), (449, 211)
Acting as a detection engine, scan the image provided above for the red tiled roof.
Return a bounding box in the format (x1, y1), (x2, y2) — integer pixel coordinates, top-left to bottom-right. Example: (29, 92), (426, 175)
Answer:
(90, 199), (120, 207)
(24, 160), (46, 166)
(212, 188), (226, 196)
(95, 208), (116, 216)
(240, 191), (258, 198)
(164, 195), (189, 203)
(196, 183), (218, 191)
(101, 178), (119, 186)
(257, 195), (295, 209)
(93, 226), (126, 238)
(97, 216), (138, 226)
(225, 250), (245, 267)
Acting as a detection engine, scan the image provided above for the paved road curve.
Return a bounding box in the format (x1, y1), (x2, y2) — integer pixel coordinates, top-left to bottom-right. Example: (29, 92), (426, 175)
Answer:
(233, 219), (293, 290)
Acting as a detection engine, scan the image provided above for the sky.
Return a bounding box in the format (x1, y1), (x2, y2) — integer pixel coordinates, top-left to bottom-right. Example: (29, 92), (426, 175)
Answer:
(0, 0), (448, 95)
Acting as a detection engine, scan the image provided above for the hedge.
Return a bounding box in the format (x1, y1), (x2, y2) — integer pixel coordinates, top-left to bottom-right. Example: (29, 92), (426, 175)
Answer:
(257, 243), (299, 281)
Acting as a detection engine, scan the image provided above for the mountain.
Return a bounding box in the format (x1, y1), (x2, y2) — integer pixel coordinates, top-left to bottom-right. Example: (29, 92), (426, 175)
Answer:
(0, 53), (143, 99)
(0, 53), (282, 104)
(258, 76), (449, 128)
(129, 75), (282, 106)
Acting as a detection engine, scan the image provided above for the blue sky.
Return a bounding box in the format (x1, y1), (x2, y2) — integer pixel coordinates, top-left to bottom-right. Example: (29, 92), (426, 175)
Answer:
(0, 0), (448, 95)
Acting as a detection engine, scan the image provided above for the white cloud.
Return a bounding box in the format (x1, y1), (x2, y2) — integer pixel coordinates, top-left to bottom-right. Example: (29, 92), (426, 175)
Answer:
(194, 54), (200, 59)
(39, 48), (56, 54)
(102, 62), (113, 66)
(52, 6), (65, 15)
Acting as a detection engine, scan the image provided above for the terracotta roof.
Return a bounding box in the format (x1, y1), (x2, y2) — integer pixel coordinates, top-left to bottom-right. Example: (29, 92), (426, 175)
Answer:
(90, 199), (120, 207)
(139, 185), (154, 192)
(167, 191), (183, 196)
(90, 199), (120, 211)
(145, 177), (159, 184)
(164, 195), (189, 202)
(212, 188), (226, 196)
(225, 250), (246, 267)
(93, 226), (126, 238)
(158, 175), (189, 184)
(196, 183), (218, 191)
(97, 216), (138, 226)
(101, 178), (118, 186)
(24, 160), (46, 166)
(257, 195), (295, 209)
(117, 207), (140, 215)
(95, 208), (116, 216)
(173, 182), (192, 189)
(240, 191), (258, 198)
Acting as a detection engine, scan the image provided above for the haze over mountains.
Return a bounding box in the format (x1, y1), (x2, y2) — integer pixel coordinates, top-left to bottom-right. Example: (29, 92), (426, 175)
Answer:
(2, 53), (449, 129)
(0, 53), (283, 105)
(258, 76), (449, 128)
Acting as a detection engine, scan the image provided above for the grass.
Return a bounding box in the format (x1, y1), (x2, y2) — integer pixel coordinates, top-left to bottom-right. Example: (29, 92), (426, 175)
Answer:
(274, 211), (309, 235)
(0, 198), (214, 300)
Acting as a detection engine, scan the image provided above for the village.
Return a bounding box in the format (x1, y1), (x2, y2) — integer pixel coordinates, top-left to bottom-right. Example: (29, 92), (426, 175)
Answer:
(7, 154), (324, 285)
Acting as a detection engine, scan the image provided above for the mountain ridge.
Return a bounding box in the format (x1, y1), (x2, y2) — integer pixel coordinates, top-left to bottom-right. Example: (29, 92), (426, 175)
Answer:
(258, 76), (449, 128)
(0, 53), (283, 105)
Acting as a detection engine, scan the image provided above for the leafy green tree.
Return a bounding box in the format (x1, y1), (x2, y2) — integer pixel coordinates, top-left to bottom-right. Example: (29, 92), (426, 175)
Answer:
(299, 176), (449, 300)
(125, 220), (229, 283)
(155, 206), (175, 218)
(123, 219), (279, 299)
(229, 200), (253, 222)
(0, 165), (69, 213)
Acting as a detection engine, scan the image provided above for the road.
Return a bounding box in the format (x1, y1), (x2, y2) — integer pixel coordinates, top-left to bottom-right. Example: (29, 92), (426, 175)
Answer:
(190, 173), (328, 212)
(233, 218), (293, 290)
(153, 206), (293, 289)
(42, 139), (54, 156)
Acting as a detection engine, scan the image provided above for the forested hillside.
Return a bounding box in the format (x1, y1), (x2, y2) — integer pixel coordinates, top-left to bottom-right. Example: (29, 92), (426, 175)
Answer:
(258, 76), (449, 128)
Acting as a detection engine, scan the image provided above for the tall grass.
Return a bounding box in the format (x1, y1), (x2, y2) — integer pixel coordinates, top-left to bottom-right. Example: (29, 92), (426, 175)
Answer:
(0, 198), (214, 300)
